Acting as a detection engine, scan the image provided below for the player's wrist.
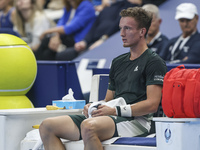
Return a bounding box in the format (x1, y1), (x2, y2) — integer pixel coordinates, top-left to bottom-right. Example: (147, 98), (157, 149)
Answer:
(115, 105), (132, 117)
(112, 107), (117, 116)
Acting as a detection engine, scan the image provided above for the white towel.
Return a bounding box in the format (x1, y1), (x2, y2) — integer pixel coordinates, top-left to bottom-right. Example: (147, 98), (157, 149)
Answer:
(88, 97), (127, 118)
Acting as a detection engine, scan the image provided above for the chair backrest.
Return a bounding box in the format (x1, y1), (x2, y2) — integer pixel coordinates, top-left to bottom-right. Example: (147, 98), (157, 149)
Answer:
(89, 74), (109, 102)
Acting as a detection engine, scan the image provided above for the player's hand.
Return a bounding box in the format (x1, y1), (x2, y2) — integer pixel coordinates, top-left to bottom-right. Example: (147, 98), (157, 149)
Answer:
(82, 103), (92, 118)
(48, 35), (61, 52)
(91, 105), (116, 117)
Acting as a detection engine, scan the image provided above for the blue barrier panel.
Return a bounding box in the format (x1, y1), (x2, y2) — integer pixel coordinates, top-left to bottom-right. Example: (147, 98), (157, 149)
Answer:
(93, 68), (110, 75)
(93, 64), (200, 75)
(27, 61), (84, 107)
(166, 64), (200, 71)
(98, 75), (109, 100)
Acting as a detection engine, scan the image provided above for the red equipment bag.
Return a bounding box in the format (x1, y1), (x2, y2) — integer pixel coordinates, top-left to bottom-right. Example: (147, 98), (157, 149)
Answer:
(162, 65), (200, 118)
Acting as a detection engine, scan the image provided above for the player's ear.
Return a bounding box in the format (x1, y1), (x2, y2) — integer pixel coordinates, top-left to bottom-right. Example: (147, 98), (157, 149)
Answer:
(140, 28), (146, 37)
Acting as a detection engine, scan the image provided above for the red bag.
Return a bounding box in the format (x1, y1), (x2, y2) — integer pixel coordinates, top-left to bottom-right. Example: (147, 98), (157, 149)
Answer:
(162, 65), (200, 118)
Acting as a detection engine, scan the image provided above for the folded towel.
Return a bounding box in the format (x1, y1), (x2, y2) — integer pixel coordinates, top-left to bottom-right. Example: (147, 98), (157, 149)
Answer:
(88, 97), (126, 118)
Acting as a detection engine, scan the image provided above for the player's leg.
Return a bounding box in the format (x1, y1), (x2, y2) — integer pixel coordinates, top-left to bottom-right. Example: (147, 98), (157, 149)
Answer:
(39, 115), (81, 150)
(81, 116), (116, 150)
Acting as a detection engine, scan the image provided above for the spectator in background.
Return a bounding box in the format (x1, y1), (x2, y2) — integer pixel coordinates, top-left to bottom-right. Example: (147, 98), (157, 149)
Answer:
(163, 3), (200, 64)
(142, 0), (166, 6)
(0, 0), (19, 36)
(0, 0), (14, 28)
(36, 0), (46, 10)
(46, 0), (63, 10)
(35, 0), (96, 60)
(92, 0), (114, 14)
(56, 0), (142, 61)
(13, 0), (54, 51)
(142, 4), (168, 59)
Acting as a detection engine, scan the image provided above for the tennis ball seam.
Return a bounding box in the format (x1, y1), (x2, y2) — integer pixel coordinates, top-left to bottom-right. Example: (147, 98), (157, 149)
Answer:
(0, 45), (37, 93)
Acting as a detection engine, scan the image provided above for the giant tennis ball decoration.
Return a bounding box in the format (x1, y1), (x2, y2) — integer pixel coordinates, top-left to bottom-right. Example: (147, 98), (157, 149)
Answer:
(0, 96), (33, 109)
(0, 34), (37, 109)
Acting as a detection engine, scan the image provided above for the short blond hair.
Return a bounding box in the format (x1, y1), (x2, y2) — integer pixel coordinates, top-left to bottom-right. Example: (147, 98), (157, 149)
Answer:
(120, 7), (152, 35)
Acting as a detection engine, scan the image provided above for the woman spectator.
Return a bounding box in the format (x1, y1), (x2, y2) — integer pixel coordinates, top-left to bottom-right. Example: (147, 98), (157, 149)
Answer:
(35, 0), (96, 60)
(0, 0), (19, 36)
(13, 0), (54, 51)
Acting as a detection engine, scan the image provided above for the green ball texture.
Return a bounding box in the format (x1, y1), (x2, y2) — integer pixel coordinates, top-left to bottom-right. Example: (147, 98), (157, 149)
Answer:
(0, 34), (37, 96)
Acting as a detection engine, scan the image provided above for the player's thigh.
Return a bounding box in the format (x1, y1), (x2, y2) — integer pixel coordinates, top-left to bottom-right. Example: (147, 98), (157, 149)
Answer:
(42, 115), (80, 141)
(81, 116), (116, 141)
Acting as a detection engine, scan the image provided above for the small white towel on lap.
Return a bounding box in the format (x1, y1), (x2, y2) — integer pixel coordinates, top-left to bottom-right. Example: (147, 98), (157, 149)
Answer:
(88, 97), (127, 118)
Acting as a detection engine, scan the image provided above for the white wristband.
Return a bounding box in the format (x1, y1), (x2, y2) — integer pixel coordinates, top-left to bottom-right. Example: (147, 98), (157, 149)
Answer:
(115, 105), (132, 117)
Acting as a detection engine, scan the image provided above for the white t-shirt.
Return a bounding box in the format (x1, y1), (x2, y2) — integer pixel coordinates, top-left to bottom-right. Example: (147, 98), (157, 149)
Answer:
(23, 11), (54, 48)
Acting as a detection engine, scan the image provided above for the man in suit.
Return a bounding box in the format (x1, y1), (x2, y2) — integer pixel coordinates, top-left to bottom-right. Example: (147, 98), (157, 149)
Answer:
(163, 3), (200, 64)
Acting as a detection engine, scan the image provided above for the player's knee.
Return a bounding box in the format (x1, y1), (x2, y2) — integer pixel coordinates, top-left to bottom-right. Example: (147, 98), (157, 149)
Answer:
(39, 118), (54, 138)
(81, 119), (97, 140)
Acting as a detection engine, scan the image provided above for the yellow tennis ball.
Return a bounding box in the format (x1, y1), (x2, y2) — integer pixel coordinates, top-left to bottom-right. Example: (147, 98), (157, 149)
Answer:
(0, 96), (34, 109)
(0, 34), (37, 96)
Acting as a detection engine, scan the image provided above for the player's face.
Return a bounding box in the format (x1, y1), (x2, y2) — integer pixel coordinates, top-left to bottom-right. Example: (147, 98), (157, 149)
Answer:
(119, 17), (142, 48)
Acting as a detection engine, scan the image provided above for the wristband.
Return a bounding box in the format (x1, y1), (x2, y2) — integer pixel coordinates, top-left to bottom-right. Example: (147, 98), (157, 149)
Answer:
(115, 106), (121, 116)
(115, 105), (132, 117)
